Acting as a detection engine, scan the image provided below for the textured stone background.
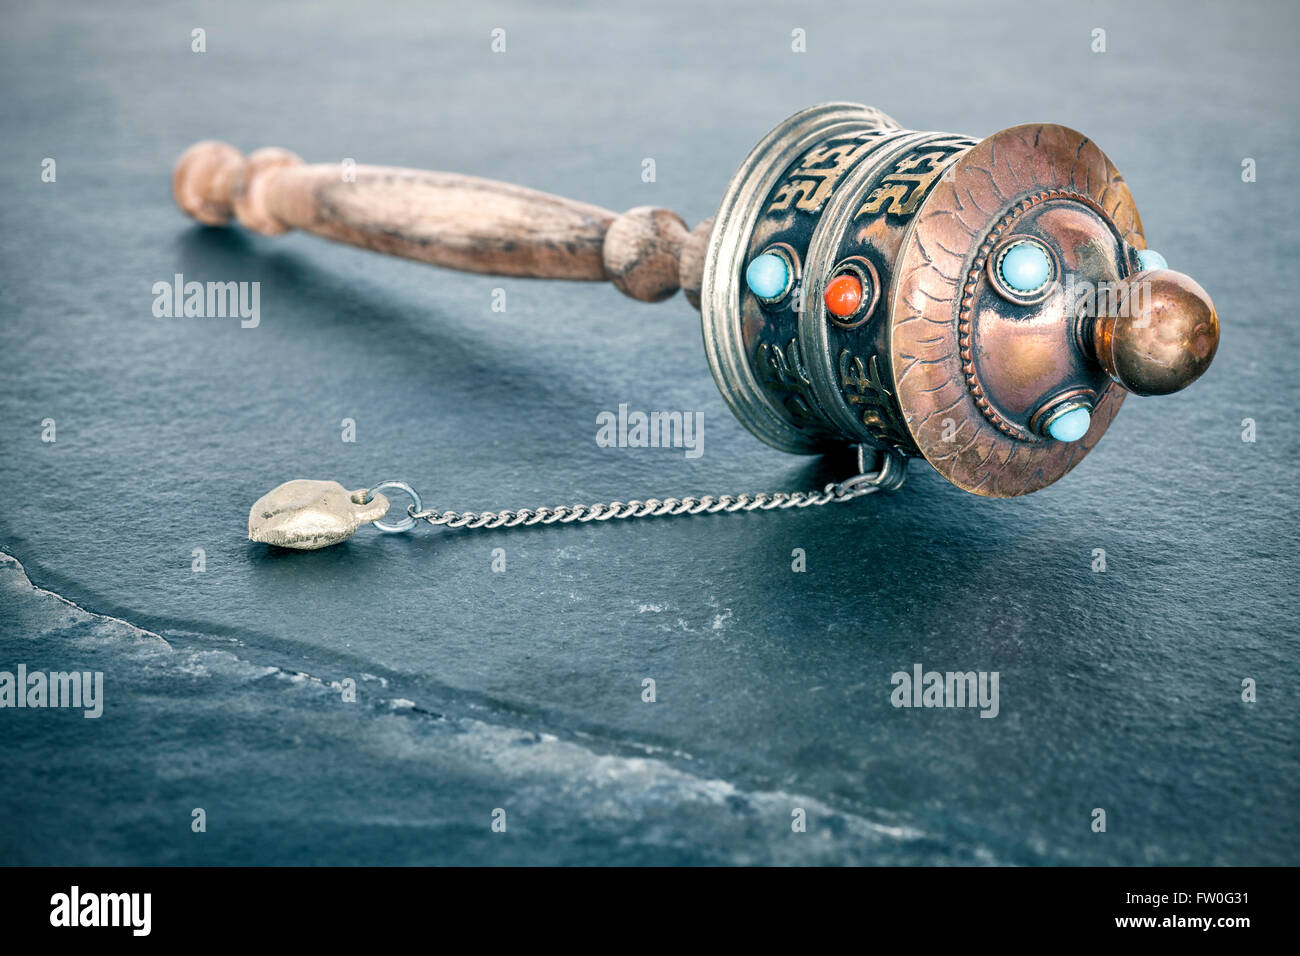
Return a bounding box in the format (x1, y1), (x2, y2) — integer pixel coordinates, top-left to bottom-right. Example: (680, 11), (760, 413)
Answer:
(1, 0), (1296, 864)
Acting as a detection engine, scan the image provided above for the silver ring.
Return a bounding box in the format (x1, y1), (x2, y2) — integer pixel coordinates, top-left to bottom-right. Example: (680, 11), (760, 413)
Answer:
(366, 480), (422, 534)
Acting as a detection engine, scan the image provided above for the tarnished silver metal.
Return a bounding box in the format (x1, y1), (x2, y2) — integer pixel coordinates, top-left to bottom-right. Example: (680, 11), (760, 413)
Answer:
(364, 479), (423, 534)
(700, 103), (975, 457)
(406, 446), (907, 531)
(835, 443), (907, 497)
(248, 447), (906, 548)
(701, 103), (902, 455)
(248, 479), (389, 550)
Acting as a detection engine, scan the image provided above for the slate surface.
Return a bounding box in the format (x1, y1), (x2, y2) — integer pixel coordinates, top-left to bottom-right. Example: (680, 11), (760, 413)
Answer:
(1, 0), (1296, 865)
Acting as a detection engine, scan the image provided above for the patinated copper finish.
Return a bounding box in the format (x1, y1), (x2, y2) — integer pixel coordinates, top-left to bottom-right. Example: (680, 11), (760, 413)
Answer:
(890, 125), (1144, 495)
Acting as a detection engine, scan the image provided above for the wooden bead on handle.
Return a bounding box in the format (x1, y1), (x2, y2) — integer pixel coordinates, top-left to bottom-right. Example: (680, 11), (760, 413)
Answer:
(602, 207), (688, 303)
(234, 147), (303, 236)
(172, 141), (713, 306)
(172, 140), (244, 226)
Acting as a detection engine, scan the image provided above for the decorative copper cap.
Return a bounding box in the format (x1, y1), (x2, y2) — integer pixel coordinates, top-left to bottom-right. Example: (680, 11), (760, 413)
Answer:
(1093, 269), (1219, 396)
(890, 123), (1218, 496)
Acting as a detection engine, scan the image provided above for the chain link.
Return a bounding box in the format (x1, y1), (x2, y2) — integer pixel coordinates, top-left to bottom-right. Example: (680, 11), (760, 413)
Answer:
(401, 447), (907, 533)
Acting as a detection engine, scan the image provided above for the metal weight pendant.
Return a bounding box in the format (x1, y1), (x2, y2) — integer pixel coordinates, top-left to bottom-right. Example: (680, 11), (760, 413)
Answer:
(248, 481), (389, 550)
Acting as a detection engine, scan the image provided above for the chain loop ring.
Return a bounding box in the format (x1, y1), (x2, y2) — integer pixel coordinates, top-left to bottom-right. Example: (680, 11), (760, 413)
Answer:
(366, 480), (423, 534)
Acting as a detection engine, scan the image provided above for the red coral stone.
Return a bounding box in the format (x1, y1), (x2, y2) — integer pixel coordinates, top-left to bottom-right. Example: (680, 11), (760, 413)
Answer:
(824, 273), (863, 318)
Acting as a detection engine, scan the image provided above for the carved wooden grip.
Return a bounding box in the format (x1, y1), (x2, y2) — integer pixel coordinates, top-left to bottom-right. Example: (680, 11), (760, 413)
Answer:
(173, 141), (711, 306)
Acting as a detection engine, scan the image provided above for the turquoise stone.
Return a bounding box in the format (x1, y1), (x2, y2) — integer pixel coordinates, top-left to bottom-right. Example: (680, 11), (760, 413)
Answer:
(745, 253), (789, 300)
(999, 242), (1052, 293)
(1047, 406), (1091, 442)
(1136, 248), (1168, 272)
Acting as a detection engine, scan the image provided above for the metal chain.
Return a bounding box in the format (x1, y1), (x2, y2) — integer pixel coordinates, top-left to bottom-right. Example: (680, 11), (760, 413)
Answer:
(397, 447), (907, 533)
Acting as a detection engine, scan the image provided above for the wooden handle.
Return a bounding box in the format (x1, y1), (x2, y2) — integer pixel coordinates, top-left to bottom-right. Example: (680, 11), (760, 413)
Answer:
(173, 141), (710, 306)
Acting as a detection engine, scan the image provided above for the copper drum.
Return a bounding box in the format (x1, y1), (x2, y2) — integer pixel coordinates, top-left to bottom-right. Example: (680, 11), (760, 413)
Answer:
(699, 102), (1197, 497)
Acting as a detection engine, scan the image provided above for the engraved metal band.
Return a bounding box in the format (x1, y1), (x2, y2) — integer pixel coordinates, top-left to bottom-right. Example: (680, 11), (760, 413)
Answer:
(801, 131), (974, 446)
(700, 102), (899, 455)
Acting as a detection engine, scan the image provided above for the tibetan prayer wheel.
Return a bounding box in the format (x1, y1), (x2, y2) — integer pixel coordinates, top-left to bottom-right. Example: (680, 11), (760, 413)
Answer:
(175, 102), (1219, 498)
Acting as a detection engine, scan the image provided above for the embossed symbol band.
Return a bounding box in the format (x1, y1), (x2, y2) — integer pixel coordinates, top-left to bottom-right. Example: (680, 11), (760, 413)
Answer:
(173, 102), (1220, 549)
